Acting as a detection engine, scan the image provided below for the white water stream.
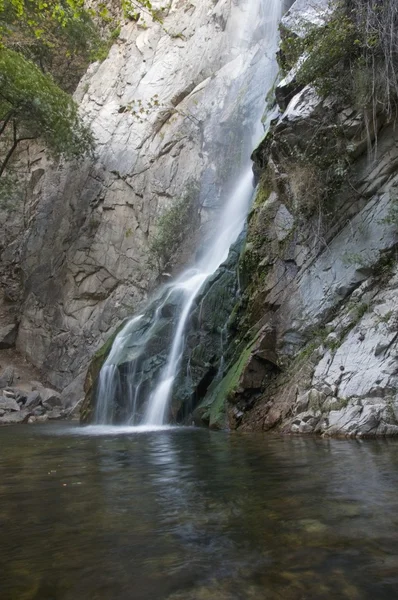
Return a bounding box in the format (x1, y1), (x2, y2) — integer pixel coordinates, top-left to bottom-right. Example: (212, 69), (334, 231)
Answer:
(94, 0), (283, 426)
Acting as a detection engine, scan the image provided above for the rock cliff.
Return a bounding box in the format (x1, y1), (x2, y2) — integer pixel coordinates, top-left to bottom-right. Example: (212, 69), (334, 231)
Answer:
(2, 0), (397, 437)
(200, 0), (398, 436)
(0, 0), (281, 409)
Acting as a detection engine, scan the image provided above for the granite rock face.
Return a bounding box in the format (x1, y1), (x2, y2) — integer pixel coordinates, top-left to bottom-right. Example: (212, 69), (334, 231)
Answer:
(0, 0), (280, 405)
(204, 0), (398, 437)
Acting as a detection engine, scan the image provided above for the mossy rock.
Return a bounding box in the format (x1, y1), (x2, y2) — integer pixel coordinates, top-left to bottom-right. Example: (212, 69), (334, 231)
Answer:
(194, 337), (259, 429)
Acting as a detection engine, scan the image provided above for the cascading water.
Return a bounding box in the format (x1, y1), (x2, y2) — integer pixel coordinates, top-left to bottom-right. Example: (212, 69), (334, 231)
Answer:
(144, 168), (255, 425)
(94, 0), (283, 427)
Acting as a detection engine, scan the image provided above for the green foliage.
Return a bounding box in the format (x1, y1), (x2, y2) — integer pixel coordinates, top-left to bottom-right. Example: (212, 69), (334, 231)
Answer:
(0, 0), (107, 91)
(0, 0), (171, 185)
(0, 47), (94, 175)
(280, 0), (398, 118)
(118, 94), (162, 123)
(121, 0), (166, 24)
(280, 14), (358, 97)
(149, 183), (199, 271)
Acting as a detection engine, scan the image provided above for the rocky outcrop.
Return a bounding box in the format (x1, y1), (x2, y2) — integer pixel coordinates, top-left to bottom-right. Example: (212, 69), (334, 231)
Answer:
(0, 359), (67, 425)
(199, 0), (398, 436)
(0, 0), (279, 407)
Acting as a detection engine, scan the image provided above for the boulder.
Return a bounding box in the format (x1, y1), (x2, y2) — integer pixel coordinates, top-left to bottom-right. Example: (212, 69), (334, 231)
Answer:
(47, 408), (65, 420)
(28, 414), (49, 424)
(41, 388), (62, 410)
(0, 410), (30, 425)
(0, 396), (20, 412)
(281, 0), (332, 37)
(15, 390), (28, 404)
(0, 367), (14, 389)
(25, 391), (42, 409)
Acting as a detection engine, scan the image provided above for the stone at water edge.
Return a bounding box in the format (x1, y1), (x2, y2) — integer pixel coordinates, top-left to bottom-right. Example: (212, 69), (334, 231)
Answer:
(47, 408), (66, 420)
(41, 389), (63, 410)
(0, 410), (30, 425)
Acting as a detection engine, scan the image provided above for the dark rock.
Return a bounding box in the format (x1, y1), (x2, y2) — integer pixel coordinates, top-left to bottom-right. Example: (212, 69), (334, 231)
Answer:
(0, 324), (18, 349)
(14, 390), (28, 404)
(0, 367), (14, 389)
(32, 406), (45, 416)
(275, 72), (303, 112)
(25, 391), (42, 409)
(41, 388), (62, 410)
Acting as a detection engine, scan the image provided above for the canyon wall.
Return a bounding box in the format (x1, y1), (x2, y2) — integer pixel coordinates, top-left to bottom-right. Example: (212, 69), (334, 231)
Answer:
(200, 0), (398, 436)
(0, 0), (278, 406)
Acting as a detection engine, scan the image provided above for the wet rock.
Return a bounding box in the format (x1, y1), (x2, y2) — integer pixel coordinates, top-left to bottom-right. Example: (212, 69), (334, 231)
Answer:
(296, 518), (328, 534)
(299, 421), (314, 433)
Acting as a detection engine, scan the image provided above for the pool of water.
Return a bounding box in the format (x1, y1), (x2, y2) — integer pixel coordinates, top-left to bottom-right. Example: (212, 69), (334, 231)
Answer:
(1, 424), (398, 599)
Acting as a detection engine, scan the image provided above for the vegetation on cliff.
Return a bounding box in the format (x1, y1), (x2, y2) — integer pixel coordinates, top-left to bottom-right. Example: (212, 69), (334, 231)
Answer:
(280, 0), (398, 121)
(149, 183), (200, 273)
(0, 0), (164, 194)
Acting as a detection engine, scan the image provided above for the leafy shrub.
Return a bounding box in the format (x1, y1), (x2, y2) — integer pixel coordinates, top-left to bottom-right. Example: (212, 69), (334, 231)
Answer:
(280, 0), (398, 118)
(0, 48), (94, 176)
(0, 0), (107, 92)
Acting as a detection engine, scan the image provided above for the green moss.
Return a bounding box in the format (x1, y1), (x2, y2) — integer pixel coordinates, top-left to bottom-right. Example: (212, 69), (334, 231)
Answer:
(198, 337), (258, 429)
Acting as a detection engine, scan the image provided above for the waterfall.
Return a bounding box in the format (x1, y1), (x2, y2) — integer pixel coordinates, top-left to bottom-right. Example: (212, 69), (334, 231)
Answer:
(143, 168), (255, 425)
(94, 0), (283, 426)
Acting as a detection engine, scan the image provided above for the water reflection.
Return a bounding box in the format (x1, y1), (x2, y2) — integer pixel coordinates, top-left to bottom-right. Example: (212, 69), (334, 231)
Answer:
(0, 426), (398, 599)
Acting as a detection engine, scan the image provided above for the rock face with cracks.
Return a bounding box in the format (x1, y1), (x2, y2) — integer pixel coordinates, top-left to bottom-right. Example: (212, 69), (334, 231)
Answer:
(204, 0), (398, 437)
(0, 0), (276, 410)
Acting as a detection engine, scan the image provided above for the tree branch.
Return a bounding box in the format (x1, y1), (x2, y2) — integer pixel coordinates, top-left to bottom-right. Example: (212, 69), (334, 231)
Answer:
(0, 119), (36, 177)
(0, 110), (15, 137)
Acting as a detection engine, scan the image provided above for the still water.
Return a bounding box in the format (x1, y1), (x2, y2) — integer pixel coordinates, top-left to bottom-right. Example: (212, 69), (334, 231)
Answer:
(1, 424), (398, 600)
